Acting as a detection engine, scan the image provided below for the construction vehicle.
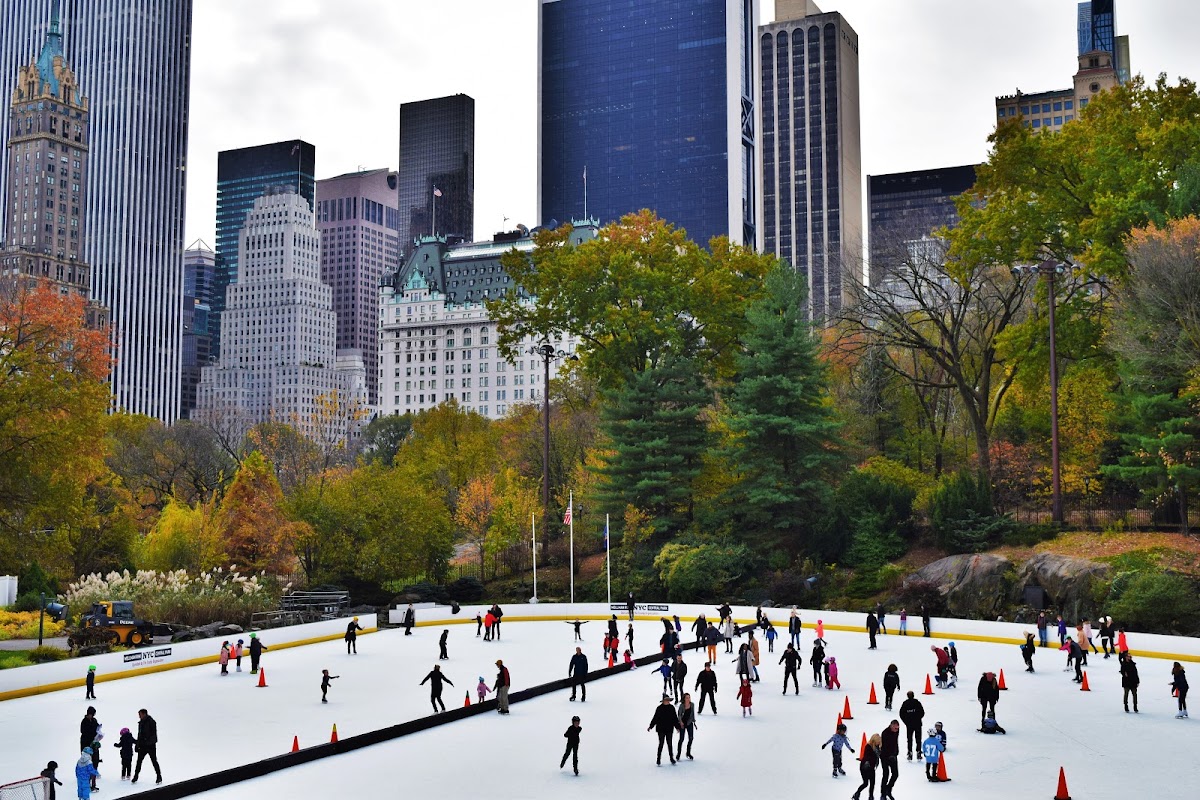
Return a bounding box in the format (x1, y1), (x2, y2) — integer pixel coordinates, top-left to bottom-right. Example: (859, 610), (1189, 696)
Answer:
(69, 601), (156, 648)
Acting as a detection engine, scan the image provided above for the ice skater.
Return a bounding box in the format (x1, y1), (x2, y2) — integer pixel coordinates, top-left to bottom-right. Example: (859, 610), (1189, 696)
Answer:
(626, 623), (635, 654)
(653, 659), (673, 695)
(722, 616), (735, 652)
(233, 639), (244, 671)
(85, 665), (96, 700)
(671, 654), (687, 702)
(1037, 611), (1049, 647)
(691, 614), (707, 644)
(695, 661), (718, 714)
(117, 727), (134, 780)
(810, 639), (826, 687)
(438, 629), (449, 660)
(883, 664), (900, 710)
(345, 617), (363, 654)
(675, 693), (696, 760)
(565, 619), (588, 641)
(249, 632), (267, 674)
(475, 611), (483, 637)
(1057, 614), (1068, 646)
(321, 669), (339, 703)
(877, 603), (888, 635)
(130, 709), (161, 785)
(821, 723), (854, 778)
(477, 676), (491, 703)
(219, 641), (230, 675)
(866, 611), (880, 649)
(1172, 661), (1189, 718)
(898, 691), (924, 760)
(977, 711), (1007, 734)
(79, 707), (99, 755)
(627, 592), (636, 622)
(825, 656), (840, 690)
(734, 643), (753, 683)
(704, 622), (721, 663)
(1099, 616), (1115, 658)
(779, 643), (800, 695)
(40, 761), (62, 799)
(921, 727), (944, 781)
(899, 608), (907, 636)
(853, 733), (881, 800)
(560, 715), (581, 775)
(788, 607), (802, 648)
(75, 748), (99, 800)
(977, 671), (999, 724)
(932, 645), (950, 687)
(748, 631), (761, 681)
(736, 677), (753, 716)
(766, 620), (781, 653)
(420, 665), (453, 712)
(403, 603), (415, 635)
(1021, 632), (1036, 672)
(880, 720), (900, 800)
(569, 647), (588, 702)
(494, 659), (511, 714)
(647, 695), (682, 765)
(1121, 655), (1139, 712)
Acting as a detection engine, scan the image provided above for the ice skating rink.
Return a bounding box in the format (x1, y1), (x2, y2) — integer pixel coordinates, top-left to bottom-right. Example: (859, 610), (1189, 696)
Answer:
(3, 609), (1197, 800)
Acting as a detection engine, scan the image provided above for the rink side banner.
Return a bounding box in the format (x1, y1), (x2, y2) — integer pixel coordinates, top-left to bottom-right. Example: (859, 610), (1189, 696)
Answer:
(123, 647), (173, 665)
(610, 603), (669, 614)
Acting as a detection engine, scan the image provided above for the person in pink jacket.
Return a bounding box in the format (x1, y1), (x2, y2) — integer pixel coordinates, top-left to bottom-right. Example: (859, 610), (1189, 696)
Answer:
(218, 641), (230, 675)
(826, 656), (841, 690)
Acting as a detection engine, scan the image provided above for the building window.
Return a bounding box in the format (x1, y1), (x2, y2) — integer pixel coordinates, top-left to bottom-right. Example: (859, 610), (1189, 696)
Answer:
(1032, 119), (1041, 128)
(1054, 116), (1063, 125)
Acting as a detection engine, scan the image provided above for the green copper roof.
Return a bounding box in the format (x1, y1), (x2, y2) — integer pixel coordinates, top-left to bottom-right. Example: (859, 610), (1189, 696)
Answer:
(36, 1), (64, 96)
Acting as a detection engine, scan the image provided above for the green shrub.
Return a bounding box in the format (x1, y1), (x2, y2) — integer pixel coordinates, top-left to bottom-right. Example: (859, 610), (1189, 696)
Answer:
(653, 540), (754, 602)
(892, 578), (946, 616)
(1107, 572), (1200, 634)
(1001, 522), (1060, 548)
(27, 645), (68, 663)
(845, 512), (907, 569)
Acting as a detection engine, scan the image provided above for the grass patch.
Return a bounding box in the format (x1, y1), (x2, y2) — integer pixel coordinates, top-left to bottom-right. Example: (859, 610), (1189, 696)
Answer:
(0, 651), (33, 670)
(1096, 547), (1170, 572)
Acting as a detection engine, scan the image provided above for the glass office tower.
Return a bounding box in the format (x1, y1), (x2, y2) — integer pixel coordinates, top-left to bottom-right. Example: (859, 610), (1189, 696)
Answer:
(0, 0), (193, 421)
(213, 140), (316, 359)
(539, 0), (758, 248)
(397, 94), (474, 253)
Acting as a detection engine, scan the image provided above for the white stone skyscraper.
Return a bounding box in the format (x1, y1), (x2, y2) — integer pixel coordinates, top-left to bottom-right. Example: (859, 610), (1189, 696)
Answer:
(0, 0), (192, 420)
(197, 189), (366, 443)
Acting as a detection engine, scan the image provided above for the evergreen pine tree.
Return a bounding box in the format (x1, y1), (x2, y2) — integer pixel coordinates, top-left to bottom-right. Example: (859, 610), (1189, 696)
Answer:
(721, 266), (842, 554)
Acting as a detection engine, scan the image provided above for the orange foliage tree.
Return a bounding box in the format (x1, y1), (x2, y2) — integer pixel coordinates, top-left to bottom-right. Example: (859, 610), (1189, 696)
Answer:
(214, 451), (300, 574)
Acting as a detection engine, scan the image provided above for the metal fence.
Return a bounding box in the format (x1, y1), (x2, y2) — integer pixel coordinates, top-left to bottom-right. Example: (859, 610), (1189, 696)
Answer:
(1011, 506), (1198, 532)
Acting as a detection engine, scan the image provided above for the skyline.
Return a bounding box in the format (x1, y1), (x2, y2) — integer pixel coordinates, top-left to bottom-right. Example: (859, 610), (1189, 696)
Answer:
(183, 0), (1200, 248)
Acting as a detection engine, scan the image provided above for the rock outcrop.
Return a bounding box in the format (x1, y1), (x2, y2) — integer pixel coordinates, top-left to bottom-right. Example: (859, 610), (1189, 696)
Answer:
(1012, 553), (1110, 620)
(907, 554), (1014, 618)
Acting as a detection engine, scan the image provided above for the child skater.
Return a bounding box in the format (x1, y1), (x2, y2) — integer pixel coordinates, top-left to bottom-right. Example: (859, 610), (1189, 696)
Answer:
(624, 649), (636, 669)
(40, 761), (63, 799)
(922, 727), (945, 781)
(826, 656), (841, 690)
(821, 723), (854, 777)
(321, 669), (339, 703)
(565, 619), (588, 641)
(117, 727), (135, 781)
(560, 715), (582, 775)
(477, 675), (492, 704)
(736, 677), (754, 716)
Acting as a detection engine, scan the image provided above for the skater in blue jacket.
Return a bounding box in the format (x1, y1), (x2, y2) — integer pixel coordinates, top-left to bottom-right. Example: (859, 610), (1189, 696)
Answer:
(921, 728), (945, 782)
(75, 749), (99, 800)
(821, 723), (855, 778)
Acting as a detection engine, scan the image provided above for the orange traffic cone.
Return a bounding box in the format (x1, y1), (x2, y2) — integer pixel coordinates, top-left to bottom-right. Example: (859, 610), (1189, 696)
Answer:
(1053, 766), (1072, 800)
(330, 724), (338, 743)
(936, 752), (951, 782)
(1080, 671), (1090, 691)
(464, 691), (471, 707)
(257, 669), (267, 688)
(856, 731), (868, 761)
(923, 674), (935, 695)
(836, 713), (843, 729)
(867, 682), (879, 705)
(608, 650), (615, 668)
(842, 695), (854, 720)
(998, 669), (1008, 690)
(290, 735), (299, 753)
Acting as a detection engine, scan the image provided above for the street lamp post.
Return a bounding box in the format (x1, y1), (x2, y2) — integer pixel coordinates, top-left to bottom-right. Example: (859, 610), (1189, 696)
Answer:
(528, 342), (577, 566)
(1014, 260), (1066, 524)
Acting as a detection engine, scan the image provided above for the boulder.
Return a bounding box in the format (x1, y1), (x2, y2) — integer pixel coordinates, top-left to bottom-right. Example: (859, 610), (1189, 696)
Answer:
(907, 554), (1014, 618)
(216, 624), (244, 636)
(1012, 553), (1110, 620)
(170, 621), (228, 643)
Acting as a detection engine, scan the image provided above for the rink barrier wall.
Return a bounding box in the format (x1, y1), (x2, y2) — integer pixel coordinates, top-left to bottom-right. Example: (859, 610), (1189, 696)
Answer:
(0, 615), (377, 702)
(123, 640), (706, 800)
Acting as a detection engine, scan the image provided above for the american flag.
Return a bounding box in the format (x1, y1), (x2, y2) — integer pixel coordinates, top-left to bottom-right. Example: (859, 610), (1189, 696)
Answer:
(563, 505), (572, 526)
(433, 186), (442, 197)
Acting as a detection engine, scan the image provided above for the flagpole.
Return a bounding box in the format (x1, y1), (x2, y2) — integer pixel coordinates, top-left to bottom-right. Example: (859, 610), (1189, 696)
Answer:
(432, 187), (437, 237)
(531, 512), (538, 603)
(583, 165), (588, 221)
(568, 490), (574, 604)
(605, 513), (611, 607)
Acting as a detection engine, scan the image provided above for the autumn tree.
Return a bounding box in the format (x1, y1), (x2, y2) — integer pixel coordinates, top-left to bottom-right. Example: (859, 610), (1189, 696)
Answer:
(489, 210), (776, 390)
(215, 451), (300, 574)
(397, 400), (496, 514)
(455, 473), (497, 578)
(105, 415), (233, 514)
(0, 280), (111, 573)
(140, 495), (225, 572)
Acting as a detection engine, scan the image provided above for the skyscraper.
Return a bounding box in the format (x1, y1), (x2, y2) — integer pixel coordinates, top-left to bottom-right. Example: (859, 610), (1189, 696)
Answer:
(316, 168), (401, 406)
(213, 139), (316, 360)
(539, 0), (759, 248)
(760, 0), (862, 319)
(197, 189), (366, 443)
(0, 0), (193, 421)
(397, 95), (474, 252)
(180, 240), (214, 419)
(1, 1), (105, 327)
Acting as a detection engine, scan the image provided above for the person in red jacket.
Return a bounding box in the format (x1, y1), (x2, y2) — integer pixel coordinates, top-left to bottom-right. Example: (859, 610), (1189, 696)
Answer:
(493, 659), (511, 714)
(736, 677), (754, 717)
(932, 646), (951, 687)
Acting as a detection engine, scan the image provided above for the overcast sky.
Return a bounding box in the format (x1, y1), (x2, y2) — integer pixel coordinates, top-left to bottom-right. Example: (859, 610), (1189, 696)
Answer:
(183, 0), (1200, 247)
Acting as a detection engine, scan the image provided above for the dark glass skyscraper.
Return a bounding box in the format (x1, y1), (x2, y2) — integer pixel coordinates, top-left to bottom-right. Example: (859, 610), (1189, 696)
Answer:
(539, 0), (758, 248)
(397, 94), (474, 251)
(213, 140), (315, 358)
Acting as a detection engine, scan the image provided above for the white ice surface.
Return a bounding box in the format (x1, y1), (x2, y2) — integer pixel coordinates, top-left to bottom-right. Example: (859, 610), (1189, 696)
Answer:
(3, 616), (1196, 800)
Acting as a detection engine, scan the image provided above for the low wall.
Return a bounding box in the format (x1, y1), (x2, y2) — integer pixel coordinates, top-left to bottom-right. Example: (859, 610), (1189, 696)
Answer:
(416, 601), (1200, 662)
(0, 614), (376, 702)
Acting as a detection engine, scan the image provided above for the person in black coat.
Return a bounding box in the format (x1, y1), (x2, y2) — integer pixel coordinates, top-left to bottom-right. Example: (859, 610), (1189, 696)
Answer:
(569, 647), (589, 702)
(671, 655), (688, 702)
(345, 617), (363, 654)
(853, 734), (881, 800)
(438, 629), (450, 660)
(691, 614), (707, 644)
(1120, 655), (1140, 713)
(921, 606), (932, 637)
(560, 716), (581, 775)
(810, 641), (826, 687)
(627, 592), (636, 622)
(249, 633), (266, 673)
(880, 720), (901, 800)
(420, 665), (454, 712)
(883, 664), (901, 710)
(403, 604), (416, 635)
(866, 612), (880, 649)
(1067, 639), (1085, 683)
(131, 709), (161, 785)
(85, 665), (96, 700)
(977, 672), (1000, 724)
(675, 694), (697, 760)
(898, 691), (925, 760)
(694, 661), (718, 714)
(1021, 632), (1036, 672)
(608, 615), (619, 641)
(779, 643), (801, 695)
(80, 707), (99, 753)
(647, 695), (682, 765)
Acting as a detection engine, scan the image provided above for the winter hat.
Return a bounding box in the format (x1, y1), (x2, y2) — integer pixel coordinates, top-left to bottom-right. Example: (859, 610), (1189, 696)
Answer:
(353, 616), (359, 622)
(571, 715), (580, 722)
(78, 751), (91, 767)
(927, 727), (936, 735)
(948, 641), (956, 648)
(88, 665), (96, 671)
(478, 676), (484, 683)
(237, 639), (244, 645)
(495, 659), (503, 666)
(250, 633), (257, 638)
(120, 728), (130, 735)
